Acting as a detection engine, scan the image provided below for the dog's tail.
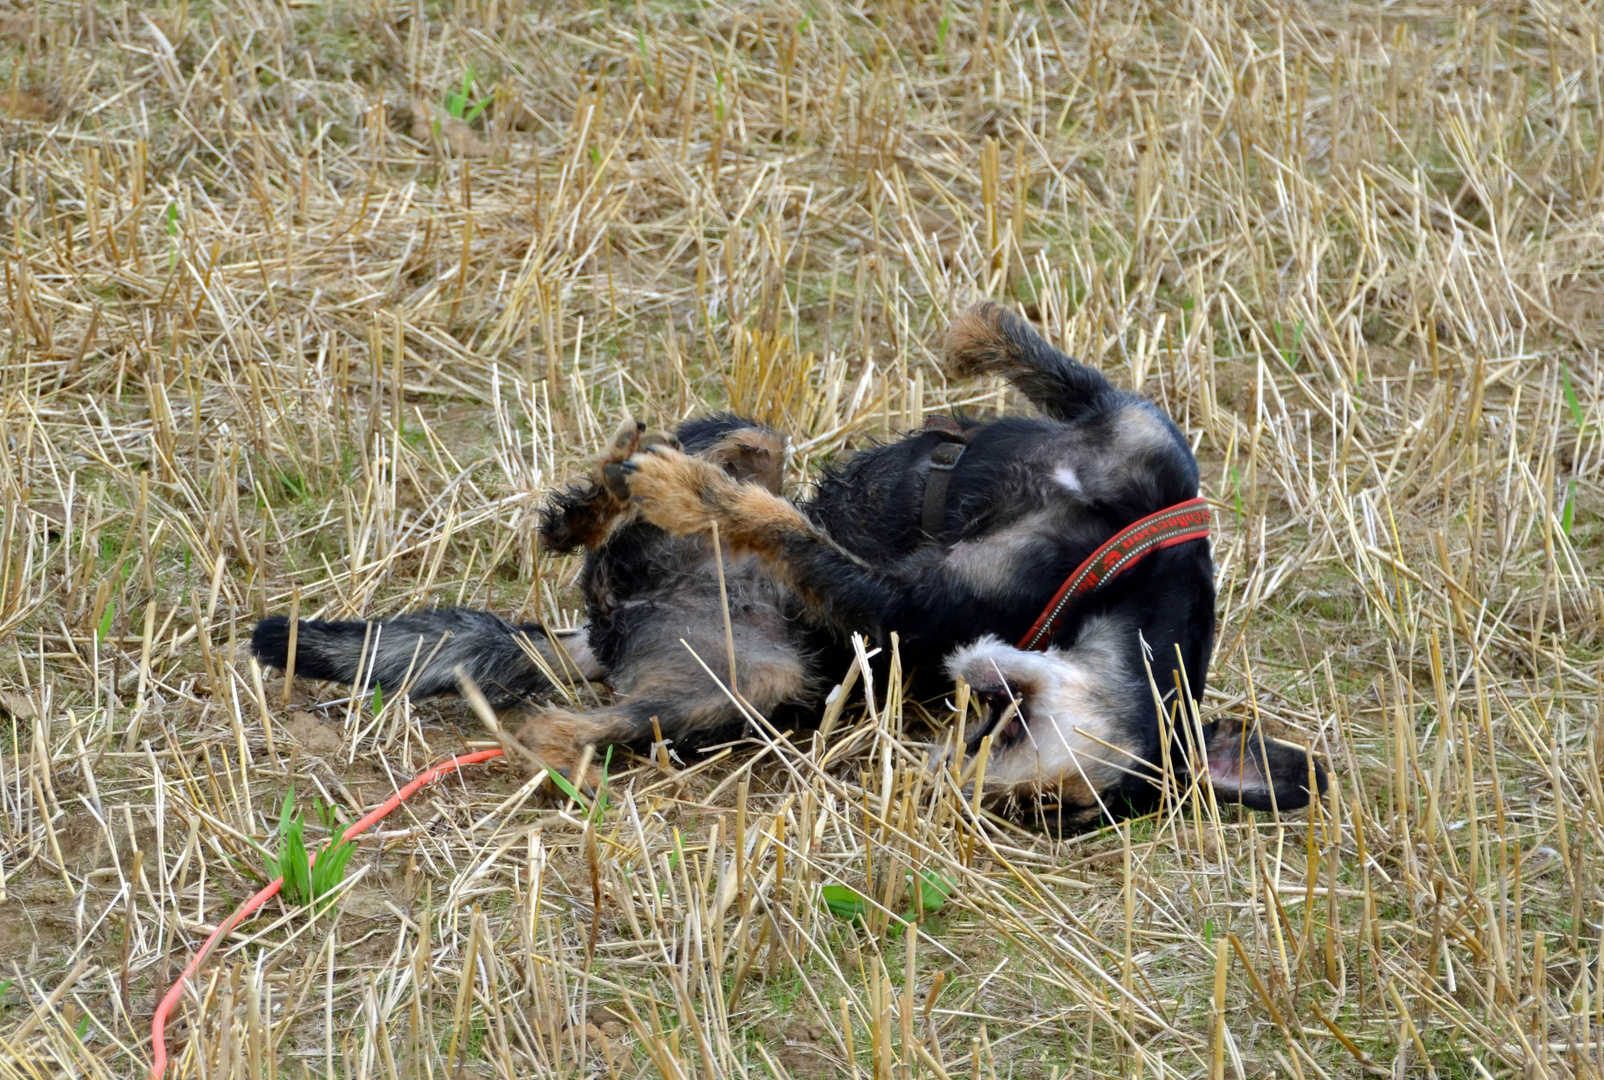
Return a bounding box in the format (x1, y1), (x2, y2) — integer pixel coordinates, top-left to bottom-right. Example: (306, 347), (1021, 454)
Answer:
(943, 301), (1120, 423)
(251, 608), (588, 709)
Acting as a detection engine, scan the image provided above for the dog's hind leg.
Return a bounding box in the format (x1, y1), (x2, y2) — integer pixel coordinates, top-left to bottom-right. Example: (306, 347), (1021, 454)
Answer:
(511, 695), (724, 776)
(943, 301), (1122, 423)
(946, 301), (1199, 508)
(509, 703), (653, 777)
(510, 647), (809, 776)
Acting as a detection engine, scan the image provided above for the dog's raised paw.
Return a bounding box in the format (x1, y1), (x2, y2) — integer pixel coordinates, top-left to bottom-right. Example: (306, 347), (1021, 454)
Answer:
(598, 422), (680, 499)
(616, 447), (729, 536)
(638, 431), (680, 454)
(611, 419), (647, 456)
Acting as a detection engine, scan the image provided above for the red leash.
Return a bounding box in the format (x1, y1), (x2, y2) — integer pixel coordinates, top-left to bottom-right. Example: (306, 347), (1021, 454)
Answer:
(148, 748), (505, 1079)
(1016, 497), (1211, 651)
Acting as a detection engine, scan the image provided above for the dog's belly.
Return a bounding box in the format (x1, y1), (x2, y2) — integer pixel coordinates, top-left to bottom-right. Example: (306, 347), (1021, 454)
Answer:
(603, 556), (812, 695)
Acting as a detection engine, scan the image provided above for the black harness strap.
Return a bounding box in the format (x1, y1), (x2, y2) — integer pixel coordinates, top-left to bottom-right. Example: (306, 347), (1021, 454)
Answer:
(920, 438), (967, 542)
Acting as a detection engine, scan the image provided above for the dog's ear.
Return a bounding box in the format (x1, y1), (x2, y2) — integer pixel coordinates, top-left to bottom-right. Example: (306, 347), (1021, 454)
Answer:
(1199, 719), (1326, 811)
(706, 430), (785, 492)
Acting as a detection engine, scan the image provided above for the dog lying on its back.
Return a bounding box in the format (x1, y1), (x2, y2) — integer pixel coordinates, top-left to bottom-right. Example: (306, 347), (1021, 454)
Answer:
(616, 301), (1327, 827)
(252, 416), (826, 772)
(256, 302), (1328, 829)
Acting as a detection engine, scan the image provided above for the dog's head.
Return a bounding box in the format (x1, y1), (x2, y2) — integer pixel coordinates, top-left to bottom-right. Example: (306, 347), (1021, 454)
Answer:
(675, 414), (786, 493)
(944, 631), (1327, 829)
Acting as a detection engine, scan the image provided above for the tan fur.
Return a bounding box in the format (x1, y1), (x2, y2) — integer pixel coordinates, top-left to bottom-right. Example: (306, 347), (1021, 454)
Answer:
(1032, 770), (1100, 814)
(600, 419), (651, 480)
(942, 301), (1013, 377)
(705, 429), (786, 493)
(624, 447), (819, 556)
(509, 707), (623, 778)
(722, 485), (819, 555)
(623, 446), (879, 633)
(617, 448), (730, 533)
(732, 649), (809, 711)
(622, 646), (807, 717)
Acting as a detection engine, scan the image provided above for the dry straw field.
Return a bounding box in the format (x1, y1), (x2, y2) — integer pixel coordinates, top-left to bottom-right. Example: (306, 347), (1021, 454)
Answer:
(0, 0), (1600, 1076)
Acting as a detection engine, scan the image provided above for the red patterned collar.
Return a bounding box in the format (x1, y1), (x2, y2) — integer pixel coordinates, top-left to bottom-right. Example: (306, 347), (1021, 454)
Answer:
(1017, 497), (1212, 651)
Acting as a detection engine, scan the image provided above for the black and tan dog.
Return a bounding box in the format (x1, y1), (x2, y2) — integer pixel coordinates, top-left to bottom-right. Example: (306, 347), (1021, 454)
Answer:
(255, 303), (1327, 827)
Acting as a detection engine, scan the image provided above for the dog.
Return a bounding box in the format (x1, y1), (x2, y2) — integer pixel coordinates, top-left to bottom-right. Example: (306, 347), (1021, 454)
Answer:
(255, 304), (1327, 829)
(614, 301), (1328, 828)
(252, 415), (828, 772)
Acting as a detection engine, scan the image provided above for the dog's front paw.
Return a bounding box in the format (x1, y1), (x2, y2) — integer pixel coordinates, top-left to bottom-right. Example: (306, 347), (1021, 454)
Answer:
(613, 447), (729, 536)
(597, 420), (680, 499)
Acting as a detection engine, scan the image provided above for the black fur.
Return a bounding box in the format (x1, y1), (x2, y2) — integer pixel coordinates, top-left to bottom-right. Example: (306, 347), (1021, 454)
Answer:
(253, 304), (1327, 822)
(251, 608), (561, 710)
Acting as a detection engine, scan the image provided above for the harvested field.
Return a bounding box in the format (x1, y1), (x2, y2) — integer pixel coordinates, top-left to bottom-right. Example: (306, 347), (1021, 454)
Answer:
(0, 0), (1601, 1076)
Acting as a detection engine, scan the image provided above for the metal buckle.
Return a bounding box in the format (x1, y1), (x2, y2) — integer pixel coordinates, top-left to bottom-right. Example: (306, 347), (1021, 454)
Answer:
(928, 440), (965, 470)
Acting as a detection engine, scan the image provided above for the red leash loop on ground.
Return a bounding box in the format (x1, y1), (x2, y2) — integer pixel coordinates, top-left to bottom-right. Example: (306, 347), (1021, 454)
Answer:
(148, 748), (505, 1080)
(1016, 496), (1212, 652)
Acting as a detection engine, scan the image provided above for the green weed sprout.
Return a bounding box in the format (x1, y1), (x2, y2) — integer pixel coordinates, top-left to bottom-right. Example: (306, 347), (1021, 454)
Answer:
(272, 785), (358, 915)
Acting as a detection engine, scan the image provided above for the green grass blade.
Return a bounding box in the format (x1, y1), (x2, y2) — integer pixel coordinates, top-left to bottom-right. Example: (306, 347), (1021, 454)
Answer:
(278, 786), (296, 835)
(913, 870), (954, 914)
(821, 885), (868, 920)
(96, 597), (115, 644)
(1563, 363), (1586, 430)
(281, 823), (309, 905)
(546, 767), (586, 808)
